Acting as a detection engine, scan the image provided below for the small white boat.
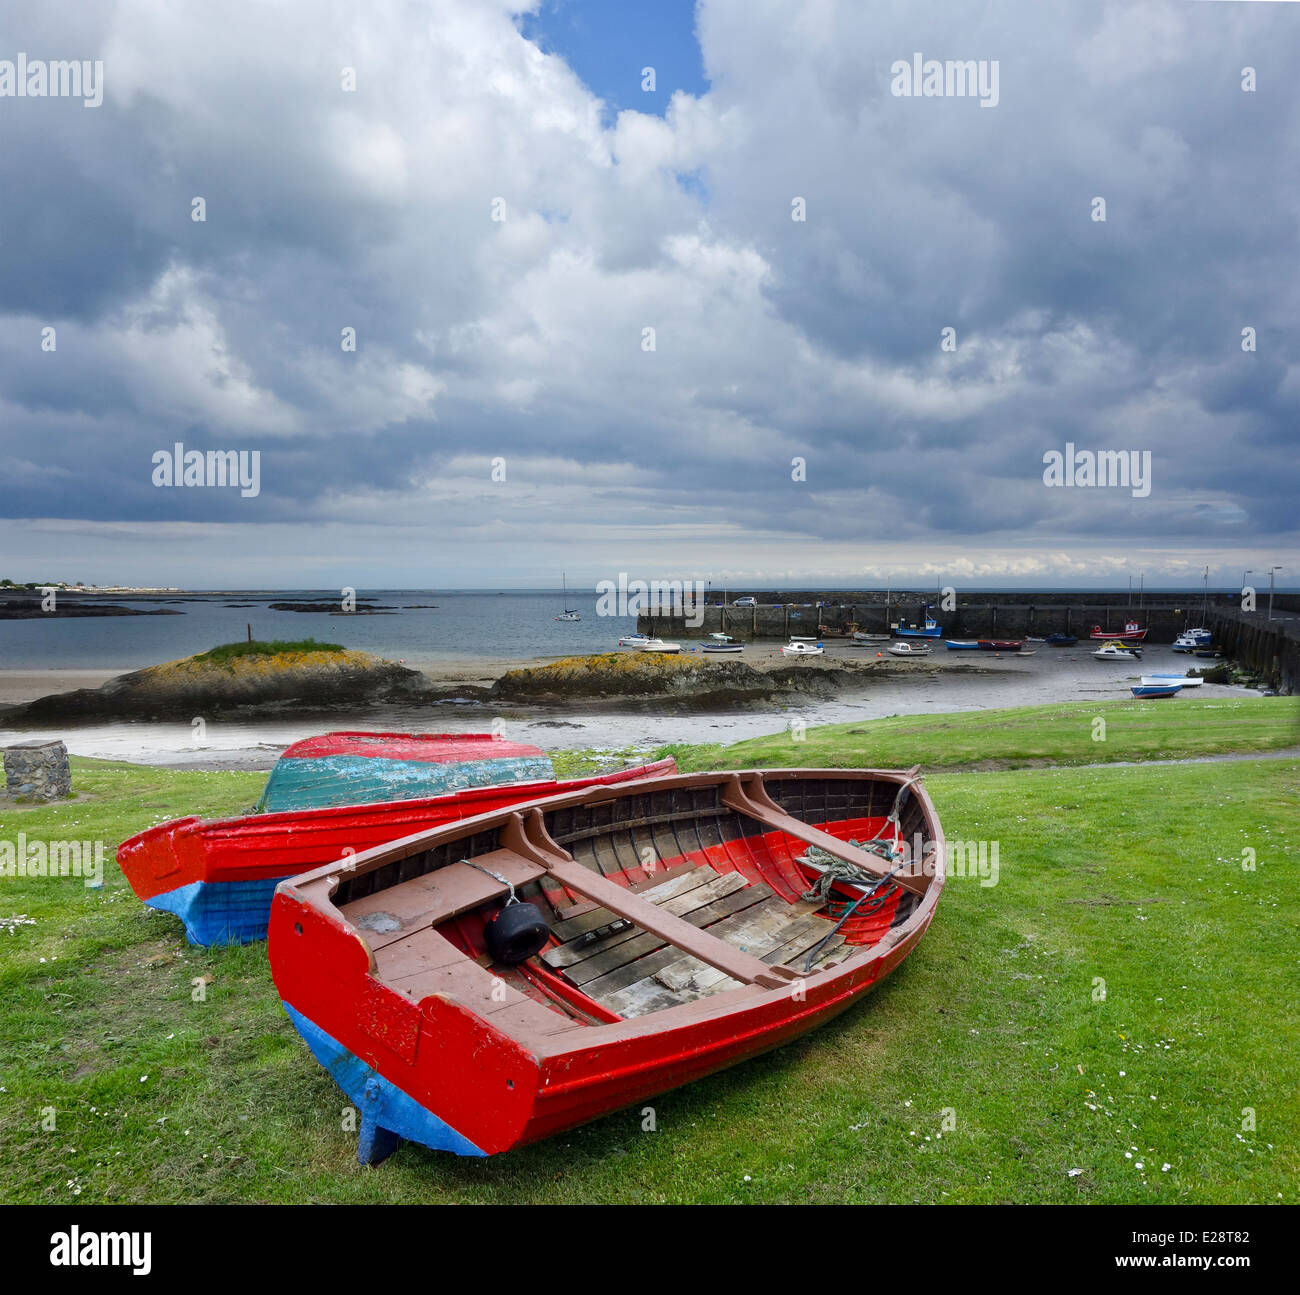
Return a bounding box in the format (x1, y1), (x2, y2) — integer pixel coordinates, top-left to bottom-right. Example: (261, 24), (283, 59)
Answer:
(1172, 629), (1213, 652)
(887, 641), (931, 657)
(640, 641), (682, 654)
(781, 640), (824, 656)
(702, 634), (744, 654)
(852, 632), (891, 643)
(618, 634), (660, 647)
(1131, 682), (1183, 699)
(1093, 643), (1139, 660)
(1142, 674), (1203, 688)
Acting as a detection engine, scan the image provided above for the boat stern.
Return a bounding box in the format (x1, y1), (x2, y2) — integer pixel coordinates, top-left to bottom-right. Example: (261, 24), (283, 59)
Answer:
(268, 884), (545, 1161)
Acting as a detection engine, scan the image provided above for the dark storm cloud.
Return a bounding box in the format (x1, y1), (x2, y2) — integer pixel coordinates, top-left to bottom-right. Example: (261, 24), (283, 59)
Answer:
(0, 0), (1295, 585)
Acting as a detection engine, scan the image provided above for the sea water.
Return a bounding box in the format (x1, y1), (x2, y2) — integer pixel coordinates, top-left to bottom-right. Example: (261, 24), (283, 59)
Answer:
(0, 589), (635, 670)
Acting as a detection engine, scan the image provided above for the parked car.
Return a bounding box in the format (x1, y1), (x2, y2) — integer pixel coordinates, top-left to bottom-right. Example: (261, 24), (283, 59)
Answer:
(733, 596), (757, 607)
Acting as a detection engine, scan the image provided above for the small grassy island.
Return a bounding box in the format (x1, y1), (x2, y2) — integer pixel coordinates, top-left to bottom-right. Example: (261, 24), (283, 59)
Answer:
(188, 638), (346, 665)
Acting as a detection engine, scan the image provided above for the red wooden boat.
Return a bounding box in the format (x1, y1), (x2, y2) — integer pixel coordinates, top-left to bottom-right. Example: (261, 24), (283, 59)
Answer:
(119, 756), (675, 945)
(976, 638), (1023, 651)
(1089, 622), (1148, 642)
(269, 767), (944, 1161)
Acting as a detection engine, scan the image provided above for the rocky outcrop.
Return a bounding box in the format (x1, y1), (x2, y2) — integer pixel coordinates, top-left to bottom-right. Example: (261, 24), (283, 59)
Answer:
(6, 647), (438, 722)
(0, 599), (182, 619)
(489, 653), (870, 707)
(267, 601), (394, 615)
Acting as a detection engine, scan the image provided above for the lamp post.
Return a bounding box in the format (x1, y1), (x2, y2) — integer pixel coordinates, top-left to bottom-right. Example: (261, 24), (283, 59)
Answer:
(1267, 567), (1282, 622)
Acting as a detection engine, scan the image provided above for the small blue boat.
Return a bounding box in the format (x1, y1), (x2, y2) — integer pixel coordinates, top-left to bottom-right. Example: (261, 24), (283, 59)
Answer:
(896, 614), (942, 638)
(944, 640), (980, 650)
(1130, 683), (1183, 699)
(1045, 633), (1077, 646)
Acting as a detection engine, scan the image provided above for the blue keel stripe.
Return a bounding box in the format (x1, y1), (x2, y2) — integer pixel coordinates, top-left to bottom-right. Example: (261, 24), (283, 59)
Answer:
(282, 1002), (487, 1160)
(146, 876), (286, 946)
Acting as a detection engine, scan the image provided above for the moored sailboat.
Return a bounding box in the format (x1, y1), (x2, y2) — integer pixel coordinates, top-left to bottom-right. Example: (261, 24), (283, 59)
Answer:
(554, 573), (581, 621)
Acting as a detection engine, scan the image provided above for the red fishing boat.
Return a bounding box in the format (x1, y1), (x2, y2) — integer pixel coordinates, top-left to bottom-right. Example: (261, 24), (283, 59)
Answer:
(976, 638), (1023, 651)
(1089, 622), (1148, 642)
(119, 735), (675, 945)
(268, 766), (944, 1162)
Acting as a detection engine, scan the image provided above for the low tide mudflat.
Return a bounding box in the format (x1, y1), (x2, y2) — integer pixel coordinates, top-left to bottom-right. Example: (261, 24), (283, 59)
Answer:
(0, 699), (1296, 1203)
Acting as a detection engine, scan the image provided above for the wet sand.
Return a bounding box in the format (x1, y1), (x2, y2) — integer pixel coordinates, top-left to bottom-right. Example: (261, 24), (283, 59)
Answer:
(0, 669), (123, 704)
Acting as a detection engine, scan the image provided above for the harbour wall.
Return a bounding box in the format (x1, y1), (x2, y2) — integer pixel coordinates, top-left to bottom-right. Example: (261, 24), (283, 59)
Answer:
(638, 590), (1300, 650)
(1205, 608), (1300, 696)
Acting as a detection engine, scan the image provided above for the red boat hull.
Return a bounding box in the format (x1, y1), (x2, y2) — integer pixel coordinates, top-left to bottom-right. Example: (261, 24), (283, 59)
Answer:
(1089, 625), (1148, 642)
(119, 759), (678, 904)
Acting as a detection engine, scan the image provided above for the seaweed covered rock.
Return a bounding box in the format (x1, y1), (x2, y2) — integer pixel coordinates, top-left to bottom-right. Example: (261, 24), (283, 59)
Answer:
(7, 642), (437, 722)
(490, 653), (776, 705)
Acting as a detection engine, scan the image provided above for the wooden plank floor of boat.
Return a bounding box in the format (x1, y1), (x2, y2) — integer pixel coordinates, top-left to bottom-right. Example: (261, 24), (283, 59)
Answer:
(541, 864), (847, 1019)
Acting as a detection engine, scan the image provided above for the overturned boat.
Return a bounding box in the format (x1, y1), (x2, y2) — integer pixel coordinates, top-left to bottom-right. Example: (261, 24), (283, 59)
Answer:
(701, 633), (745, 654)
(119, 732), (674, 945)
(268, 767), (944, 1161)
(255, 731), (555, 813)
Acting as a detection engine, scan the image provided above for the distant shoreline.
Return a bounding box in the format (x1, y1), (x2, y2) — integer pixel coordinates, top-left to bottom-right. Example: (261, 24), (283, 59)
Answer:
(6, 585), (1296, 597)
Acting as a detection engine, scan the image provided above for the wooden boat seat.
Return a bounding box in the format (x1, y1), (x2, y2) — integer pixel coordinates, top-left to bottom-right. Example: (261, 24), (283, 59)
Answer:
(373, 923), (585, 1039)
(341, 849), (548, 952)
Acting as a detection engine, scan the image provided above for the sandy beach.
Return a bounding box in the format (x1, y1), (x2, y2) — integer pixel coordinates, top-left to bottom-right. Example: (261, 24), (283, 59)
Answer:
(0, 669), (124, 704)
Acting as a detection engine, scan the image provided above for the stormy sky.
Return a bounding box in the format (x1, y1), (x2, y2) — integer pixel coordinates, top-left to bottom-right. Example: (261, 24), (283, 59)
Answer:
(0, 0), (1296, 590)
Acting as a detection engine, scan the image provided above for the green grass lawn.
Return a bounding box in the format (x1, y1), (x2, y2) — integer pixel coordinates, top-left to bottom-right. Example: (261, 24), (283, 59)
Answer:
(655, 695), (1300, 772)
(1, 699), (1297, 1203)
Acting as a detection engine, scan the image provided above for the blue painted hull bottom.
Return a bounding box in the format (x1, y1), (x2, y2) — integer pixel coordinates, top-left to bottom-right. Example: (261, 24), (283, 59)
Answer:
(146, 877), (286, 946)
(281, 1002), (487, 1163)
